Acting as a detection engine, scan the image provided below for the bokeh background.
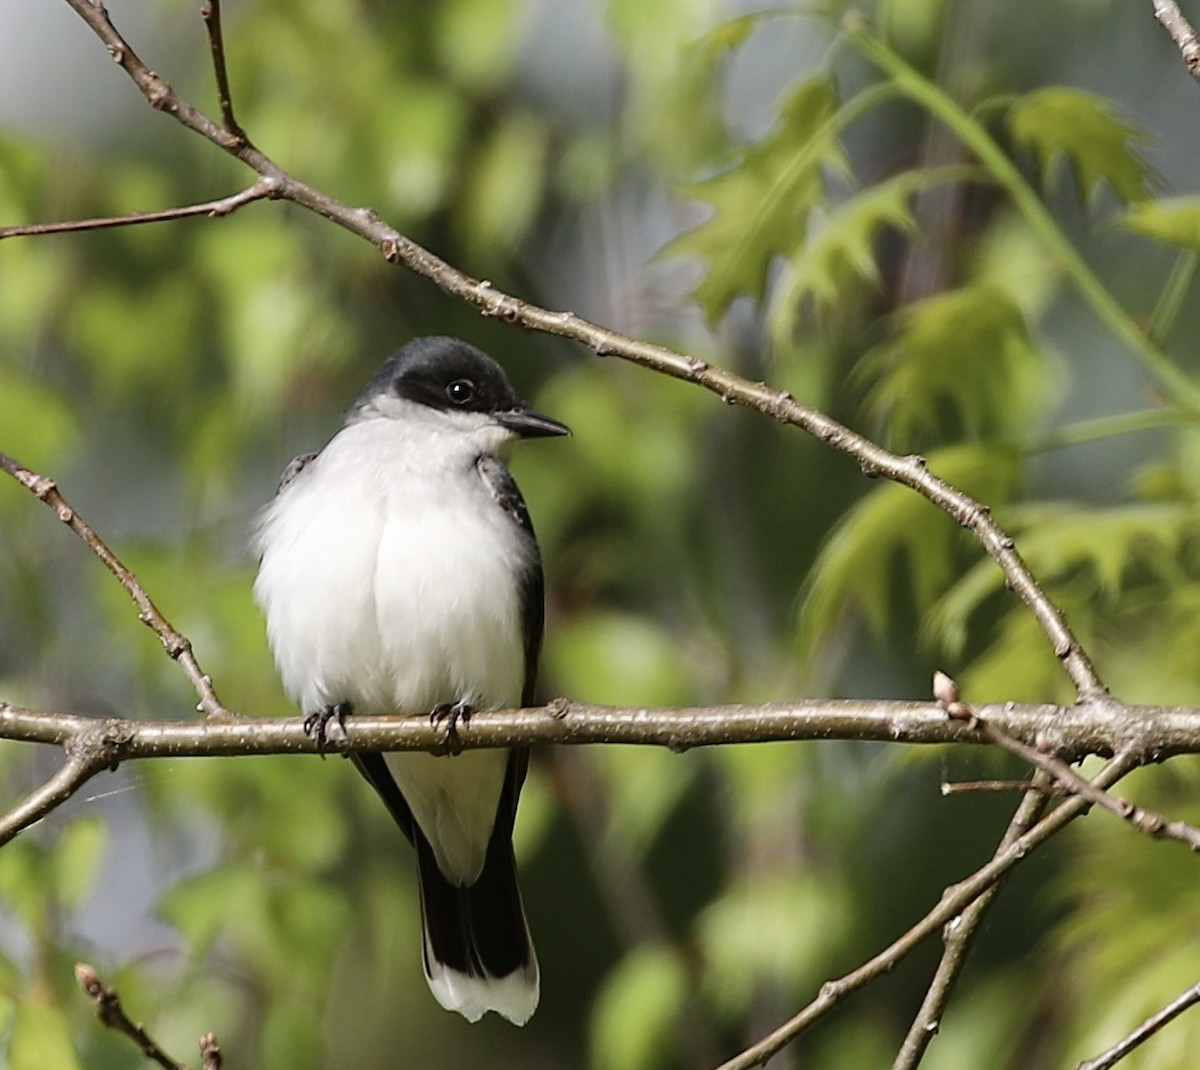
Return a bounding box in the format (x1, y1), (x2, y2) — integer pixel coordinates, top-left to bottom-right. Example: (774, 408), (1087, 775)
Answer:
(4, 1), (1200, 1067)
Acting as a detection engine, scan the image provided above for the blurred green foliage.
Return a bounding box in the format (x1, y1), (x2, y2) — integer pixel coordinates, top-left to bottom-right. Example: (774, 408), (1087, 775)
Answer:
(4, 1), (1200, 1068)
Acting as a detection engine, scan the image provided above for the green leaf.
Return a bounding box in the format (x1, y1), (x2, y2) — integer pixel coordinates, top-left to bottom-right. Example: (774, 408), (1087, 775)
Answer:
(590, 748), (695, 855)
(0, 368), (78, 474)
(433, 0), (519, 89)
(695, 873), (852, 1016)
(772, 168), (926, 321)
(859, 283), (1055, 447)
(590, 944), (688, 1070)
(1008, 87), (1152, 205)
(800, 444), (1023, 650)
(160, 864), (263, 956)
(548, 611), (697, 707)
(8, 1000), (82, 1070)
(458, 110), (547, 258)
(608, 2), (754, 172)
(1122, 196), (1200, 253)
(930, 502), (1195, 657)
(667, 74), (847, 322)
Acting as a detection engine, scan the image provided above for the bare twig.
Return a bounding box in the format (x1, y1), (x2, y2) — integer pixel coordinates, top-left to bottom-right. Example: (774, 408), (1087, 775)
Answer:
(199, 1033), (222, 1070)
(713, 753), (1138, 1070)
(0, 181), (275, 240)
(935, 672), (1200, 852)
(893, 773), (1052, 1069)
(1076, 978), (1200, 1070)
(199, 0), (246, 142)
(941, 778), (1069, 797)
(76, 962), (205, 1070)
(0, 452), (229, 718)
(1152, 0), (1200, 82)
(52, 0), (1105, 702)
(0, 756), (107, 846)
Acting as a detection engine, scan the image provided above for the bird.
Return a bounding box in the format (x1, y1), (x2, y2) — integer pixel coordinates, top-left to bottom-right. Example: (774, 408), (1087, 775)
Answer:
(252, 336), (569, 1025)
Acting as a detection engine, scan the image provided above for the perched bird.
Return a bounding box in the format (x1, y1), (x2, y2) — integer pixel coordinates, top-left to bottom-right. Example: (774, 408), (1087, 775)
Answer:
(252, 336), (569, 1025)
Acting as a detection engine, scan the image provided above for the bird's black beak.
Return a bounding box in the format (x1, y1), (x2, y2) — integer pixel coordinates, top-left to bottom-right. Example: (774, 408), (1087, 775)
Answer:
(496, 407), (571, 439)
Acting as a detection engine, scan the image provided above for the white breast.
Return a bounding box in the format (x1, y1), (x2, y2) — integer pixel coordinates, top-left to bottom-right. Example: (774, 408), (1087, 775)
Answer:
(253, 405), (532, 882)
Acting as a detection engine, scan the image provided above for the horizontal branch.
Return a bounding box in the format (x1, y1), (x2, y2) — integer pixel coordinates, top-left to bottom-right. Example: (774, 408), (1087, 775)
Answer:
(2, 696), (1197, 760)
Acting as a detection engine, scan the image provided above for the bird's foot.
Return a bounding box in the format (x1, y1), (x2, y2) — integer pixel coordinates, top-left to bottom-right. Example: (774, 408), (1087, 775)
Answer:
(430, 700), (472, 755)
(303, 702), (351, 756)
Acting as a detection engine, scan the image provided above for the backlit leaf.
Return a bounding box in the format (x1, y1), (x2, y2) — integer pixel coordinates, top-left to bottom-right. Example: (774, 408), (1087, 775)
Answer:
(800, 444), (1023, 651)
(590, 943), (688, 1070)
(1122, 196), (1200, 252)
(860, 284), (1054, 448)
(668, 75), (846, 322)
(1008, 87), (1152, 205)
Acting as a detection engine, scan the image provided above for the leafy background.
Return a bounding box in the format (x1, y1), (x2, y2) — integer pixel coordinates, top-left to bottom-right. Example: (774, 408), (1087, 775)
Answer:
(3, 0), (1200, 1067)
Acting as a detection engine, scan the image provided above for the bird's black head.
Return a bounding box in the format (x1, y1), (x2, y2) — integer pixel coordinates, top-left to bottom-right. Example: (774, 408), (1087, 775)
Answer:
(349, 337), (570, 439)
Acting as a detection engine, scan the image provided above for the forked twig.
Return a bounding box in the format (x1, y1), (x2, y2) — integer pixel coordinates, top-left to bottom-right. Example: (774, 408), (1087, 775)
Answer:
(935, 672), (1200, 852)
(76, 962), (221, 1070)
(199, 0), (246, 142)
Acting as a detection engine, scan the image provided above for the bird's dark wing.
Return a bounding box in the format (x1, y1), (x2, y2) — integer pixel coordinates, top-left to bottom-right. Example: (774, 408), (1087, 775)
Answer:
(277, 451), (318, 494)
(476, 454), (544, 707)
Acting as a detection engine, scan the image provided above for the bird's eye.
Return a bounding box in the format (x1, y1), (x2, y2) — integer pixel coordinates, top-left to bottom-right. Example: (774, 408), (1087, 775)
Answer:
(446, 379), (476, 405)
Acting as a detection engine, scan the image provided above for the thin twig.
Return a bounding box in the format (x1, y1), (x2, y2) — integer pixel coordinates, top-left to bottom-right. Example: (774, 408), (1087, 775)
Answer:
(0, 181), (274, 240)
(941, 778), (1069, 797)
(1152, 0), (1200, 82)
(1076, 978), (1200, 1070)
(199, 1033), (222, 1070)
(54, 0), (1105, 702)
(199, 0), (246, 142)
(935, 672), (1200, 852)
(893, 773), (1052, 1069)
(713, 753), (1138, 1070)
(76, 962), (202, 1070)
(0, 452), (229, 718)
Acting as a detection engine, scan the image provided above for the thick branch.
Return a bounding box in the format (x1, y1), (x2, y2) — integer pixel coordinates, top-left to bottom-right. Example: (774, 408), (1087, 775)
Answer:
(54, 0), (1104, 702)
(3, 697), (1197, 761)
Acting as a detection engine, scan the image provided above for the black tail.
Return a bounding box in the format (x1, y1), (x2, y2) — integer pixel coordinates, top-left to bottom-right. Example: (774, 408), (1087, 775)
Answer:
(351, 748), (539, 1024)
(414, 796), (539, 1024)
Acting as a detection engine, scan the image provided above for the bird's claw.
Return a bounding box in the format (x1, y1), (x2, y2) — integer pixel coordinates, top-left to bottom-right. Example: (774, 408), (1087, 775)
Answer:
(431, 700), (472, 755)
(303, 702), (351, 756)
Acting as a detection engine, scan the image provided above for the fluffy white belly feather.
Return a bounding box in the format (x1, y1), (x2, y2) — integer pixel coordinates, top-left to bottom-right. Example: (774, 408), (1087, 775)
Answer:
(253, 418), (528, 882)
